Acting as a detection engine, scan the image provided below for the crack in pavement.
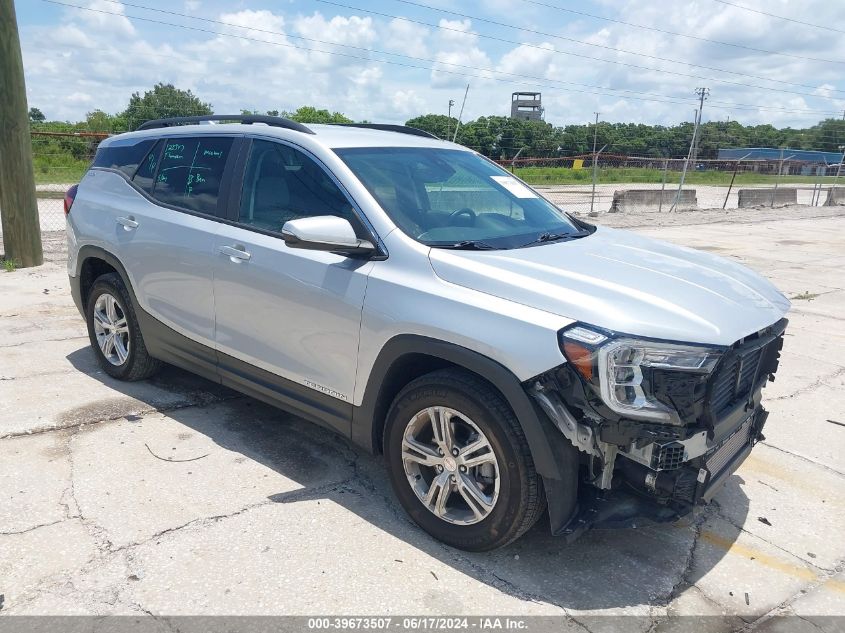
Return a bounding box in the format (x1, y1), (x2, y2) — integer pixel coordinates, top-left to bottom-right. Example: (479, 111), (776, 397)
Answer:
(129, 602), (179, 631)
(790, 612), (829, 633)
(0, 518), (69, 536)
(109, 474), (360, 555)
(769, 366), (845, 403)
(744, 557), (845, 631)
(64, 427), (116, 554)
(646, 506), (730, 626)
(758, 441), (845, 479)
(0, 335), (87, 349)
(708, 502), (835, 573)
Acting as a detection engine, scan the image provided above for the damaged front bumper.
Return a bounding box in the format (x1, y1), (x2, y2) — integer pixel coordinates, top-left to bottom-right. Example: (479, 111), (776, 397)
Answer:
(568, 408), (764, 541)
(527, 318), (786, 540)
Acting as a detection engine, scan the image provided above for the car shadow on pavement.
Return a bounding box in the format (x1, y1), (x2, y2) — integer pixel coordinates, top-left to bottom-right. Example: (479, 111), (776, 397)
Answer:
(66, 348), (749, 613)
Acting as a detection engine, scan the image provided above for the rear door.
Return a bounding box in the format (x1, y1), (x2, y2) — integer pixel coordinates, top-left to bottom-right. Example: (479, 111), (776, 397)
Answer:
(115, 134), (241, 370)
(211, 137), (376, 432)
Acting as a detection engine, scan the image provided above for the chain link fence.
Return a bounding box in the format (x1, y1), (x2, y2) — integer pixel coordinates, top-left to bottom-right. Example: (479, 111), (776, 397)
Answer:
(5, 130), (845, 237)
(500, 154), (845, 215)
(28, 130), (109, 232)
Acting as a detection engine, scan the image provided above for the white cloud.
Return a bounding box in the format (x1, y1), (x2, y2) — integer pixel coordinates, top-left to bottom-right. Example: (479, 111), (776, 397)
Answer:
(74, 0), (136, 38)
(392, 89), (426, 117)
(52, 24), (92, 49)
(17, 0), (845, 128)
(497, 43), (556, 78)
(436, 18), (476, 45)
(67, 92), (93, 104)
(430, 19), (492, 88)
(383, 18), (429, 58)
(295, 13), (376, 48)
(349, 66), (383, 87)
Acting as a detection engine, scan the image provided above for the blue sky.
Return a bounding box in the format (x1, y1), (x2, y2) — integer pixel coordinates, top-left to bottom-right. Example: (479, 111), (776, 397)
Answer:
(16, 0), (845, 128)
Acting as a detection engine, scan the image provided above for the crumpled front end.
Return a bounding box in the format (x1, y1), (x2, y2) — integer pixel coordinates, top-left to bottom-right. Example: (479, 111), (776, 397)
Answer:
(528, 318), (787, 539)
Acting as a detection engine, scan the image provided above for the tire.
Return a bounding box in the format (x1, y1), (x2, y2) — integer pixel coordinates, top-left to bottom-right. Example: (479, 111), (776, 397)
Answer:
(85, 272), (161, 381)
(384, 368), (545, 551)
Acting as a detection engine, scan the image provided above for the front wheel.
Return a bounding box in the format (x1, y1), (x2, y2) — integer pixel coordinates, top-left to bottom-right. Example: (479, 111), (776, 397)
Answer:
(384, 369), (544, 551)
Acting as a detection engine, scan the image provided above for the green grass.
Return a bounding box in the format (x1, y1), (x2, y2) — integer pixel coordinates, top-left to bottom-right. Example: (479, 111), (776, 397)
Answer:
(32, 156), (90, 185)
(791, 291), (820, 301)
(2, 258), (19, 273)
(514, 166), (833, 187)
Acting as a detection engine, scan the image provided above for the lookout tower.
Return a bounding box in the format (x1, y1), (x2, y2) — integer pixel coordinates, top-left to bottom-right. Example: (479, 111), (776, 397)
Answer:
(510, 92), (543, 121)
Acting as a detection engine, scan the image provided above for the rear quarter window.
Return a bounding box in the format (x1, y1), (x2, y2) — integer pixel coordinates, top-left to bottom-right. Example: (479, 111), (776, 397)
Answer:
(151, 137), (233, 215)
(132, 139), (164, 194)
(92, 138), (157, 178)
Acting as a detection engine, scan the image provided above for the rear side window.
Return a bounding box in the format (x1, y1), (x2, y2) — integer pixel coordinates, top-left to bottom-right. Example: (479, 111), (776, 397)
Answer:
(152, 137), (233, 215)
(92, 138), (156, 178)
(132, 139), (164, 194)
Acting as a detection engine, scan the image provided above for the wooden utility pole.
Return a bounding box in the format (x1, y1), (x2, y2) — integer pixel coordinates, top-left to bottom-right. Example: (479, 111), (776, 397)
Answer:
(0, 0), (43, 267)
(590, 112), (600, 214)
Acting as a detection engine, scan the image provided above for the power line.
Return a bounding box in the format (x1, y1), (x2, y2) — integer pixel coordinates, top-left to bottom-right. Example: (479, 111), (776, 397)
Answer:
(710, 0), (845, 35)
(320, 0), (843, 101)
(39, 0), (844, 118)
(385, 0), (844, 93)
(516, 0), (845, 65)
(35, 0), (708, 110)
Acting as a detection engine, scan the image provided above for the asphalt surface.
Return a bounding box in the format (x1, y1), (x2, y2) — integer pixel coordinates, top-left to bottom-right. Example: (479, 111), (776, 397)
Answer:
(1, 211), (844, 631)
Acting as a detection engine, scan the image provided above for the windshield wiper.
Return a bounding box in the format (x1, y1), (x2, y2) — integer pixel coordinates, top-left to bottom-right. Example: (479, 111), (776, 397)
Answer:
(436, 240), (498, 250)
(519, 231), (588, 248)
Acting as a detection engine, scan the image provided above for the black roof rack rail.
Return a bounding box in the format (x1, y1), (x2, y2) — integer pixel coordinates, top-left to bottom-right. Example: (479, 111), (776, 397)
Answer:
(330, 123), (438, 139)
(136, 114), (315, 134)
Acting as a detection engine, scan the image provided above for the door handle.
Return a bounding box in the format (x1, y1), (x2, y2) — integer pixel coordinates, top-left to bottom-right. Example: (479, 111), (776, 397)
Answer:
(117, 216), (138, 230)
(218, 245), (252, 262)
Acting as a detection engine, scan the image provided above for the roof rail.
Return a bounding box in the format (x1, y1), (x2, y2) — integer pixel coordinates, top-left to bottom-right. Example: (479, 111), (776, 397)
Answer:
(331, 123), (438, 139)
(136, 114), (315, 134)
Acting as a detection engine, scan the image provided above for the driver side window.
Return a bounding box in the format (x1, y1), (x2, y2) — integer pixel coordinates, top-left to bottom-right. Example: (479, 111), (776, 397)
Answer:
(239, 139), (357, 233)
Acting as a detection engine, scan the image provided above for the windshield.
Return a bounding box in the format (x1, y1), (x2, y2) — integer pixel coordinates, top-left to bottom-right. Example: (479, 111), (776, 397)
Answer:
(334, 147), (589, 249)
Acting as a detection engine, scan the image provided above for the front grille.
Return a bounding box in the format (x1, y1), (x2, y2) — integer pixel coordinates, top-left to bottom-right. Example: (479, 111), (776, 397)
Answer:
(707, 323), (785, 420)
(710, 356), (740, 413)
(705, 420), (751, 475)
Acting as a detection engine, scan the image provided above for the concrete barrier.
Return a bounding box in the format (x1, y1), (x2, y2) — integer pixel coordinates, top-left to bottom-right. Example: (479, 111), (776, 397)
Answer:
(609, 189), (697, 213)
(737, 188), (797, 208)
(824, 187), (845, 206)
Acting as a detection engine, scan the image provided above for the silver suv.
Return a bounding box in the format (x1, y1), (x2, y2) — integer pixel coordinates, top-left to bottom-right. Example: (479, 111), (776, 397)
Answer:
(66, 115), (789, 550)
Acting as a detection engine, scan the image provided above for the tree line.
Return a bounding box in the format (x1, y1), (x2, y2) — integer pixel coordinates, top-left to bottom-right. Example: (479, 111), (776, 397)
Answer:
(29, 83), (845, 163)
(405, 114), (845, 160)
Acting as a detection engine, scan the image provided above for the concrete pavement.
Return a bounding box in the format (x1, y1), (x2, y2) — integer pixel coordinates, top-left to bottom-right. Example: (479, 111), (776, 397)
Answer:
(1, 213), (844, 629)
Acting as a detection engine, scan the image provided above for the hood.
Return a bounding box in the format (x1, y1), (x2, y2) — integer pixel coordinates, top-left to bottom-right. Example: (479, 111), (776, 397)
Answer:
(428, 226), (790, 346)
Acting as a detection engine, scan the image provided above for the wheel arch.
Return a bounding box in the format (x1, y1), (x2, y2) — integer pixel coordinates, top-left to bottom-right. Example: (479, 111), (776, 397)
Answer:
(352, 335), (573, 484)
(73, 246), (138, 315)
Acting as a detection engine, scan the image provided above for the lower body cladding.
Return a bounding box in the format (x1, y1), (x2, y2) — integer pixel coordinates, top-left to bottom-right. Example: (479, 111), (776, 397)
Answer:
(529, 378), (769, 541)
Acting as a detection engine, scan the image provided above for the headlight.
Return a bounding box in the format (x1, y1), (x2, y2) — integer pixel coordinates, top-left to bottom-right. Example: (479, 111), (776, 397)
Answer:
(560, 325), (721, 424)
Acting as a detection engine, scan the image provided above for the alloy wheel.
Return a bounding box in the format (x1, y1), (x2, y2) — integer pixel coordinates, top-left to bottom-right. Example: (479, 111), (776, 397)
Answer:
(92, 293), (130, 366)
(401, 406), (500, 525)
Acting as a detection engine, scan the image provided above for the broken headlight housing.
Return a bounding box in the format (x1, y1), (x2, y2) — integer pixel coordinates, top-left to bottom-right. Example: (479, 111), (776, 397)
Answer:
(560, 324), (721, 424)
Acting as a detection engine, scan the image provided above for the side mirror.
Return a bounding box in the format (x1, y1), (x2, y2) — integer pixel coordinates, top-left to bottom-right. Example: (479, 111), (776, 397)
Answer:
(281, 216), (375, 256)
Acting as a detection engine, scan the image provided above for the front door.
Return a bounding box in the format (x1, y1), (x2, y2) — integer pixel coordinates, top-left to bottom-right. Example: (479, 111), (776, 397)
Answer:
(211, 138), (375, 432)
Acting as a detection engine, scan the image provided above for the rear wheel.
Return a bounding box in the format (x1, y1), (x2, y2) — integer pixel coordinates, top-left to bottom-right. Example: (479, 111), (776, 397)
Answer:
(85, 273), (161, 381)
(384, 368), (544, 551)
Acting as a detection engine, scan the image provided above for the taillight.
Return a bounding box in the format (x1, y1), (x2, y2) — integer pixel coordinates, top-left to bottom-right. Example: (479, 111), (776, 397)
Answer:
(64, 184), (79, 216)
